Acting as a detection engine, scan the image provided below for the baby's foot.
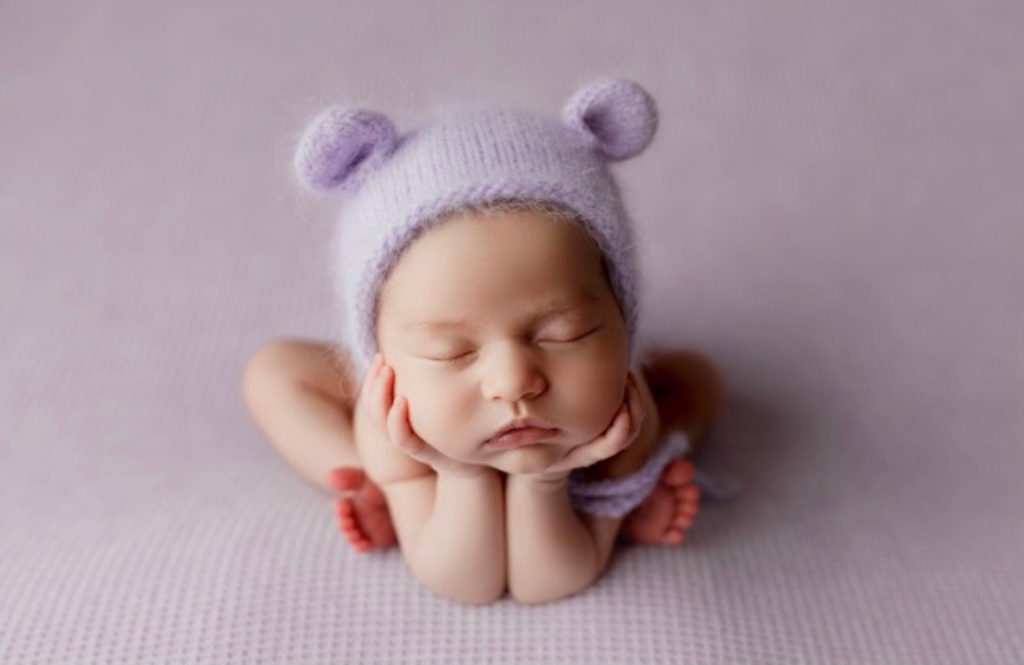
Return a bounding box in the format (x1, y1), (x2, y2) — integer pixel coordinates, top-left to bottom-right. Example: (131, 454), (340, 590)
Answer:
(621, 459), (701, 545)
(327, 467), (397, 554)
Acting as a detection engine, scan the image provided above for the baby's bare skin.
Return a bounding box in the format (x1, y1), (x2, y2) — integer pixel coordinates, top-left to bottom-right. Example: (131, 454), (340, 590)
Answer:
(243, 208), (724, 603)
(242, 339), (719, 552)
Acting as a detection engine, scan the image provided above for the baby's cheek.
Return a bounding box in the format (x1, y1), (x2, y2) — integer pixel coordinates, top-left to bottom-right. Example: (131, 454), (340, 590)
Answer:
(400, 375), (469, 449)
(557, 361), (629, 438)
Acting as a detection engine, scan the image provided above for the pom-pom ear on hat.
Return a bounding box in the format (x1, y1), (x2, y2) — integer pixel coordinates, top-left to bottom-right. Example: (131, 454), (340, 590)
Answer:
(562, 77), (658, 161)
(293, 107), (397, 193)
(309, 77), (655, 376)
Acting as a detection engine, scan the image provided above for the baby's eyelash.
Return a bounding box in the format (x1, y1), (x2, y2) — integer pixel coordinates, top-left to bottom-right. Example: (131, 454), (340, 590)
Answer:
(538, 326), (601, 343)
(423, 326), (602, 363)
(427, 350), (476, 363)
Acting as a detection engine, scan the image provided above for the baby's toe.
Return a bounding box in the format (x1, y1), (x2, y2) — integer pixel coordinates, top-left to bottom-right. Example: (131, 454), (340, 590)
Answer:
(663, 529), (685, 545)
(345, 531), (371, 552)
(338, 521), (371, 551)
(675, 487), (700, 514)
(672, 512), (694, 529)
(334, 497), (355, 518)
(334, 498), (360, 532)
(660, 459), (696, 487)
(327, 467), (367, 493)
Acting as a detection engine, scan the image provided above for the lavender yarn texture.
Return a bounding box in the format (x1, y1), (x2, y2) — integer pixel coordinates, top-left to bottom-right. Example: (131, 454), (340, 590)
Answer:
(293, 77), (658, 376)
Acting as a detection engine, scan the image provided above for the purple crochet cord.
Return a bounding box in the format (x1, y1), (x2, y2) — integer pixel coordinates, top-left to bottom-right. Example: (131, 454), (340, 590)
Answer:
(568, 431), (692, 518)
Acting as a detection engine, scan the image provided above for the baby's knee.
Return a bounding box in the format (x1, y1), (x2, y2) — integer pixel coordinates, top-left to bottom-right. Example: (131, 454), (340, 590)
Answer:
(242, 340), (304, 405)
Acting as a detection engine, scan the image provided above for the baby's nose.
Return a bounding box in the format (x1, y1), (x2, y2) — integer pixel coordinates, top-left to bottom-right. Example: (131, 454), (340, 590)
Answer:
(481, 346), (547, 402)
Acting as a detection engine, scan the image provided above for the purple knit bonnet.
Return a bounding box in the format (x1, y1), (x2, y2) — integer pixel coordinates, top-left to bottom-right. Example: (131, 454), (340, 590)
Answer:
(293, 77), (658, 377)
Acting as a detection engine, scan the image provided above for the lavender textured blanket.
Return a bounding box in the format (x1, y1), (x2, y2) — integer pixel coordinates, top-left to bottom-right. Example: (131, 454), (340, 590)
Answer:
(2, 2), (1021, 663)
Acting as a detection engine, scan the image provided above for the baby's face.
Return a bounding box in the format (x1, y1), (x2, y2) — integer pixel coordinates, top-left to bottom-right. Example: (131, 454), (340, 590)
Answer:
(376, 207), (630, 475)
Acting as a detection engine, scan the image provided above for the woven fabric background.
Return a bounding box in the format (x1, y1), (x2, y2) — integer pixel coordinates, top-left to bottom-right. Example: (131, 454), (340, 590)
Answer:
(2, 2), (1021, 663)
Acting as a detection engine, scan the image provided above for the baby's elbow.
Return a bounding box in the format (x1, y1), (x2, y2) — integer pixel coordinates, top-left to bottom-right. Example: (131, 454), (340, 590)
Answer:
(509, 584), (578, 606)
(419, 571), (506, 606)
(509, 550), (606, 605)
(508, 588), (551, 606)
(508, 569), (596, 606)
(444, 584), (507, 606)
(412, 559), (507, 606)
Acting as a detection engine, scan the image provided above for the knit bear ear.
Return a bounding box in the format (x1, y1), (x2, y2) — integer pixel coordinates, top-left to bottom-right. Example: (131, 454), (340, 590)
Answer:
(561, 78), (658, 161)
(293, 107), (397, 194)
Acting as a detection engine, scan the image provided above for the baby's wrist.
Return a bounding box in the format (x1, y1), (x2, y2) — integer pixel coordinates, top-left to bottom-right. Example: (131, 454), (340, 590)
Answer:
(435, 462), (494, 481)
(511, 470), (570, 491)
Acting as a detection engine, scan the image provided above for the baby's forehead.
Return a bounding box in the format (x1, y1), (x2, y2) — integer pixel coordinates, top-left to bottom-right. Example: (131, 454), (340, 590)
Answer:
(394, 282), (604, 325)
(377, 203), (620, 324)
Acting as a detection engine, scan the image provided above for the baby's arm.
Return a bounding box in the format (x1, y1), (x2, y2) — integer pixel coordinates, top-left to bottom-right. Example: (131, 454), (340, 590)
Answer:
(505, 373), (643, 605)
(378, 468), (505, 605)
(506, 475), (623, 604)
(355, 355), (506, 605)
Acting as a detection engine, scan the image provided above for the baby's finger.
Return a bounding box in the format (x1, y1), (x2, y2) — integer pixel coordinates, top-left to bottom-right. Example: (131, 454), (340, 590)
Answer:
(602, 401), (634, 455)
(367, 353), (384, 383)
(563, 402), (631, 470)
(625, 373), (645, 440)
(386, 394), (427, 459)
(369, 359), (393, 431)
(573, 375), (645, 467)
(358, 353), (382, 399)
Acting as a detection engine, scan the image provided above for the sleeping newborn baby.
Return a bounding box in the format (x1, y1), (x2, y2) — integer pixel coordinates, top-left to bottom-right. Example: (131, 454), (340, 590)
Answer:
(242, 78), (723, 605)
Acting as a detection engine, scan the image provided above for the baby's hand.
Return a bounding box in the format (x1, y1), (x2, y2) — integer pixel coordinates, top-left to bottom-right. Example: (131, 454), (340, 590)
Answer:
(360, 353), (488, 479)
(520, 371), (645, 483)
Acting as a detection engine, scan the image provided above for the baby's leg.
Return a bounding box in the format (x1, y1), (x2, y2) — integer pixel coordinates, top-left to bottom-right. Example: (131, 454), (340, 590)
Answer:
(242, 339), (396, 551)
(641, 348), (724, 459)
(621, 349), (723, 545)
(242, 339), (362, 490)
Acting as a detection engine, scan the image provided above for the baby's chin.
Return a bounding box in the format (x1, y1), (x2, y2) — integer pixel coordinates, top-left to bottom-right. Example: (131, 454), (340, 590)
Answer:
(483, 443), (572, 476)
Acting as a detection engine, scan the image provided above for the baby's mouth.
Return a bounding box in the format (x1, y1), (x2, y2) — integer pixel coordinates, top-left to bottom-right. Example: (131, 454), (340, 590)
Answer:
(485, 426), (561, 448)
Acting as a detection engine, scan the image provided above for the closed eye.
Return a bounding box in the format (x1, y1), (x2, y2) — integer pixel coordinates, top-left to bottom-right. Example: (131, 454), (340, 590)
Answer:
(538, 326), (601, 344)
(425, 350), (476, 363)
